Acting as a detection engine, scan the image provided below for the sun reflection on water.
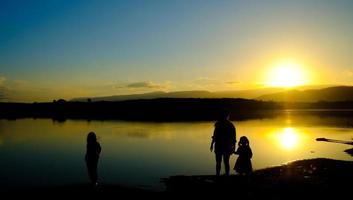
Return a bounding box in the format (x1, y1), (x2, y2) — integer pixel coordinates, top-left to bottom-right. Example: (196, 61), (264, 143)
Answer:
(276, 127), (300, 150)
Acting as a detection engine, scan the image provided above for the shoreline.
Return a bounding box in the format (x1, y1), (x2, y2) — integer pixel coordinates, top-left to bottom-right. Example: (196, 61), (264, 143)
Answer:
(164, 158), (353, 198)
(2, 158), (352, 198)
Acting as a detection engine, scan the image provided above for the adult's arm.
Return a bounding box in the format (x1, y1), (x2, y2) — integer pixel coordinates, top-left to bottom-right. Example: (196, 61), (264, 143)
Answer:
(210, 128), (217, 152)
(231, 123), (236, 151)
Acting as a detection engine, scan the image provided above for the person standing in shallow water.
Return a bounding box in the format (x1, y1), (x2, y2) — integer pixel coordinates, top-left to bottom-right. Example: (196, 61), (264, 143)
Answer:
(85, 132), (102, 186)
(210, 110), (236, 176)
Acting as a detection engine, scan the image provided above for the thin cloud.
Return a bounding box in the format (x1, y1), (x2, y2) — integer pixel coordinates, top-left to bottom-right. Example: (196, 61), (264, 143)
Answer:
(345, 70), (353, 78)
(127, 81), (163, 89)
(116, 81), (170, 90)
(0, 76), (6, 86)
(192, 77), (217, 86)
(194, 77), (217, 83)
(0, 87), (6, 101)
(339, 69), (353, 85)
(225, 81), (239, 85)
(0, 76), (7, 101)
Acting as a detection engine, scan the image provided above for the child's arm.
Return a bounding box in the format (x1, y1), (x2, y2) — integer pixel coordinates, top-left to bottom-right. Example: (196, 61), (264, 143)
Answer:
(234, 146), (241, 155)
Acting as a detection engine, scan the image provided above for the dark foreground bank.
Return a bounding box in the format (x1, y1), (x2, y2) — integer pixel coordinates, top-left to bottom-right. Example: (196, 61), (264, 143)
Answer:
(2, 158), (352, 199)
(164, 158), (353, 199)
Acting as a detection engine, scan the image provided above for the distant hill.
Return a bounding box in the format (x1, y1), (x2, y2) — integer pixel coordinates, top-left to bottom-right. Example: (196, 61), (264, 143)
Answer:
(257, 86), (353, 102)
(71, 86), (352, 103)
(72, 91), (213, 102)
(71, 88), (285, 102)
(213, 88), (285, 99)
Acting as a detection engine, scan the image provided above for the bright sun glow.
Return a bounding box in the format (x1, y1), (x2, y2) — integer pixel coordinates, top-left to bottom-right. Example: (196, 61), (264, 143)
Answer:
(278, 127), (299, 150)
(266, 61), (307, 88)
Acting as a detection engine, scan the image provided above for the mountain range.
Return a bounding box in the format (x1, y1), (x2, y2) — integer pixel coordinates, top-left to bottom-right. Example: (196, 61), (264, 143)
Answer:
(257, 86), (353, 102)
(71, 86), (353, 102)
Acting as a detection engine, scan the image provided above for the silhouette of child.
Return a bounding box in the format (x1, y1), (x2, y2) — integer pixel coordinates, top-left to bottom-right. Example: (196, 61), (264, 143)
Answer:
(85, 132), (102, 186)
(234, 136), (252, 175)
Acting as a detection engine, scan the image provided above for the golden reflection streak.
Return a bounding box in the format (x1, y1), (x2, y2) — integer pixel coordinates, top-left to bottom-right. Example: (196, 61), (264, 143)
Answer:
(273, 127), (302, 150)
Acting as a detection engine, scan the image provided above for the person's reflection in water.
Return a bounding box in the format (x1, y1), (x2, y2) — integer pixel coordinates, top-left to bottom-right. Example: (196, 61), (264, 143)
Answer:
(210, 110), (236, 176)
(85, 131), (102, 187)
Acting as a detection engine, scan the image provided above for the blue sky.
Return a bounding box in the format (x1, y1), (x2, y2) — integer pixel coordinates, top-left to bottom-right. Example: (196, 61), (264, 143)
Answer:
(1, 0), (353, 102)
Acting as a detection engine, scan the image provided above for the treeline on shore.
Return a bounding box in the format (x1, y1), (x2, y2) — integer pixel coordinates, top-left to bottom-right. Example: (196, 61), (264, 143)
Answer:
(1, 98), (353, 121)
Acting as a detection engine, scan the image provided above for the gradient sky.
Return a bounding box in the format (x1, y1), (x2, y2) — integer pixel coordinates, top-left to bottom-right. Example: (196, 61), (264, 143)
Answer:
(1, 0), (353, 102)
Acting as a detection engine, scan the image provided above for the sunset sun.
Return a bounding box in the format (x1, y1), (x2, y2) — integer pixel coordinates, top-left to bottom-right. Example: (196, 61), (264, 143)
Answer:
(266, 61), (307, 88)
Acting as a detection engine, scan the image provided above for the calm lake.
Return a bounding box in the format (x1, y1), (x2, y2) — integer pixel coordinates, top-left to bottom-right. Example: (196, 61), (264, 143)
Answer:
(1, 112), (353, 190)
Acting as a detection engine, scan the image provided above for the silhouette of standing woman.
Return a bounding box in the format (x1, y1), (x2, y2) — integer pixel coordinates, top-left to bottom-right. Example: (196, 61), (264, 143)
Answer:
(85, 132), (101, 186)
(210, 110), (236, 176)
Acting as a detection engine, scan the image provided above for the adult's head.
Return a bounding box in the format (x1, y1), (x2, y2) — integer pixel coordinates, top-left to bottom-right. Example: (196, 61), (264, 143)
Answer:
(87, 131), (97, 144)
(218, 109), (230, 121)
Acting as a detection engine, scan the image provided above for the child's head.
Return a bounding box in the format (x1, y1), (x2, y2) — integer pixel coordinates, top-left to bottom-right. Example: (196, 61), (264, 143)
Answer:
(87, 131), (97, 144)
(239, 136), (250, 146)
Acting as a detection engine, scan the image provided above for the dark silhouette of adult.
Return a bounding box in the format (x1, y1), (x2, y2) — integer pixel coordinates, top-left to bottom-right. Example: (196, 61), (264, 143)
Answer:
(85, 132), (102, 186)
(210, 110), (236, 176)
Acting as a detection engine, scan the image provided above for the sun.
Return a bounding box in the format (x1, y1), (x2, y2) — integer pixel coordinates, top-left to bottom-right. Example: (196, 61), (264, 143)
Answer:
(266, 61), (307, 88)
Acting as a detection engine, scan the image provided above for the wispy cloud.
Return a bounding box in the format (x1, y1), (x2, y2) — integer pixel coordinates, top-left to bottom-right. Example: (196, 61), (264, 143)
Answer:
(225, 81), (239, 85)
(0, 91), (5, 101)
(340, 69), (353, 84)
(117, 81), (170, 90)
(127, 81), (163, 89)
(0, 78), (91, 102)
(345, 70), (353, 78)
(1, 78), (174, 102)
(0, 83), (7, 101)
(0, 76), (6, 86)
(189, 77), (244, 90)
(0, 76), (7, 101)
(194, 77), (217, 84)
(192, 77), (217, 87)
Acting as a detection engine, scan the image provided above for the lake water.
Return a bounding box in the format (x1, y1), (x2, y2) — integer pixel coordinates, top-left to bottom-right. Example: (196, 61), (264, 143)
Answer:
(1, 112), (353, 190)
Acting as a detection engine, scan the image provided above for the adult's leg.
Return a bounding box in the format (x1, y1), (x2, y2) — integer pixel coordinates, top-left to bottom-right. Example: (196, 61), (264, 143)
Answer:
(91, 160), (98, 183)
(223, 153), (230, 175)
(215, 153), (222, 176)
(86, 159), (98, 184)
